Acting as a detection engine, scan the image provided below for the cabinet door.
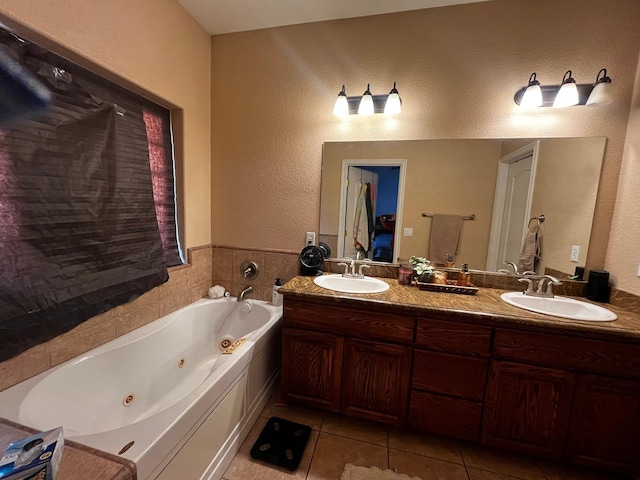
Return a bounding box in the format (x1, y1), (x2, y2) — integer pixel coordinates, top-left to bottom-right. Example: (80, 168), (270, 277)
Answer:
(341, 338), (412, 425)
(567, 375), (640, 475)
(281, 328), (343, 411)
(482, 361), (575, 458)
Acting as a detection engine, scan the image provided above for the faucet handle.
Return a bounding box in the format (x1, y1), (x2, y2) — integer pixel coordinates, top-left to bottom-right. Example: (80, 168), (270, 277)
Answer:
(544, 275), (562, 294)
(358, 263), (371, 277)
(336, 262), (350, 275)
(518, 277), (534, 294)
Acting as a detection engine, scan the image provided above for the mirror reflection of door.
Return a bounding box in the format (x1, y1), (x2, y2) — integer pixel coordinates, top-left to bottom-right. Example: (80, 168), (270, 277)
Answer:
(497, 154), (533, 269)
(487, 142), (538, 272)
(337, 160), (406, 262)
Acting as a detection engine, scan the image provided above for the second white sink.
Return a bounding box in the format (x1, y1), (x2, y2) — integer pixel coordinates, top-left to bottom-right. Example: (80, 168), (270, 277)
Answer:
(501, 291), (616, 322)
(314, 274), (390, 294)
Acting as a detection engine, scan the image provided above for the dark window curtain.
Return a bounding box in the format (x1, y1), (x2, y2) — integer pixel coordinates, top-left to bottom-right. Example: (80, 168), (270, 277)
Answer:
(0, 30), (179, 362)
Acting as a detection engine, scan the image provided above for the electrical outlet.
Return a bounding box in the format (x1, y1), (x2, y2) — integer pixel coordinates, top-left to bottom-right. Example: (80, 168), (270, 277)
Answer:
(305, 231), (316, 246)
(403, 227), (413, 237)
(570, 245), (580, 262)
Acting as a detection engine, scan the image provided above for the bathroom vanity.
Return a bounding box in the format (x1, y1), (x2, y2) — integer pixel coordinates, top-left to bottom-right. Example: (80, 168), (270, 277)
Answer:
(279, 277), (640, 476)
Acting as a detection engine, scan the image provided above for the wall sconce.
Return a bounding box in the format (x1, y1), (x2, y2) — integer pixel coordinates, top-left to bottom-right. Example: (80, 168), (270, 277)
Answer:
(333, 82), (402, 116)
(514, 69), (612, 108)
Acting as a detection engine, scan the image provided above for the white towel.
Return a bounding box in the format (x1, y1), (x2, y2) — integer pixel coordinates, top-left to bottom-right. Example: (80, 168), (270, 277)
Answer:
(519, 231), (540, 272)
(428, 214), (463, 265)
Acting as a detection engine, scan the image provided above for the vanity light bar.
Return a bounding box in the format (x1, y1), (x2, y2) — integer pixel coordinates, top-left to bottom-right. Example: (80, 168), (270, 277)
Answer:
(514, 69), (612, 108)
(333, 83), (402, 116)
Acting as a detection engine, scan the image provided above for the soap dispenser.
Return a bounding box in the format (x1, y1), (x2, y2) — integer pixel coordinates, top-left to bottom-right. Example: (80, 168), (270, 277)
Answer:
(444, 253), (455, 268)
(457, 263), (471, 287)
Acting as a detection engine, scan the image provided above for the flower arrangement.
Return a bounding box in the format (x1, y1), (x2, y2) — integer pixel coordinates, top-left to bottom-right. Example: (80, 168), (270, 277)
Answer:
(409, 256), (436, 280)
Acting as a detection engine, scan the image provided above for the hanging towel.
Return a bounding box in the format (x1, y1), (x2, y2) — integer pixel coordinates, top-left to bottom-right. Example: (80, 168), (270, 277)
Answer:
(353, 183), (370, 252)
(428, 214), (463, 265)
(519, 230), (541, 272)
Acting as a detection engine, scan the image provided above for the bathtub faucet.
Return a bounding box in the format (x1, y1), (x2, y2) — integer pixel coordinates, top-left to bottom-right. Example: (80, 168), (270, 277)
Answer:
(237, 285), (253, 302)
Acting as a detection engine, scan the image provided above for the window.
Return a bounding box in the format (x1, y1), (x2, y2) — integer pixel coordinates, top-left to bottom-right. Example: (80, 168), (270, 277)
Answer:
(0, 28), (183, 362)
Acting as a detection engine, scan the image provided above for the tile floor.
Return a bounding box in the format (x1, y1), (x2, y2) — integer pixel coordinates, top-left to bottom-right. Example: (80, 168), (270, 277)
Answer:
(223, 393), (633, 480)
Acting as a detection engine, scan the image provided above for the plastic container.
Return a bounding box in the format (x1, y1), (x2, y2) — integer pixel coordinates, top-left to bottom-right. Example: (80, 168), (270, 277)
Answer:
(272, 278), (283, 306)
(398, 263), (413, 285)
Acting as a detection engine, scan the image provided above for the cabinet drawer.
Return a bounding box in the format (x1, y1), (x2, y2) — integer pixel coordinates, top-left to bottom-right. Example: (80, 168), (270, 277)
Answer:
(494, 329), (640, 378)
(284, 299), (415, 343)
(409, 390), (482, 442)
(416, 318), (491, 356)
(412, 350), (488, 401)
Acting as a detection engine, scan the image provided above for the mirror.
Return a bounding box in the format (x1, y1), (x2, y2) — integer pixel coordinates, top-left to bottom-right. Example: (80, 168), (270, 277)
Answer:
(320, 137), (606, 277)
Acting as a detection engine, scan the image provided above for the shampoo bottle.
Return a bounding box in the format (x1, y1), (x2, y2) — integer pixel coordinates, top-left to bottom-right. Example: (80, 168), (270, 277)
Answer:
(272, 278), (283, 306)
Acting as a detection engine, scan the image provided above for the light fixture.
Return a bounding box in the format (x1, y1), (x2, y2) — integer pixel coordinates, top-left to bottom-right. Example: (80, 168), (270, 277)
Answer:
(586, 68), (613, 106)
(514, 68), (612, 108)
(553, 70), (579, 108)
(357, 84), (374, 116)
(384, 82), (402, 115)
(519, 73), (543, 109)
(332, 82), (402, 116)
(333, 85), (349, 116)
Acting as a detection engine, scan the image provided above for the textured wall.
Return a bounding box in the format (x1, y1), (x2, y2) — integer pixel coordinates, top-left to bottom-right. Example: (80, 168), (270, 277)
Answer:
(0, 0), (212, 249)
(607, 52), (640, 292)
(210, 0), (640, 293)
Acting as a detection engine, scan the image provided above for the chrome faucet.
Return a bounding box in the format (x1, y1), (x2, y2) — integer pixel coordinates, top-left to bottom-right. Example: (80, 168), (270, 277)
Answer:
(336, 257), (370, 279)
(237, 285), (253, 302)
(518, 275), (562, 297)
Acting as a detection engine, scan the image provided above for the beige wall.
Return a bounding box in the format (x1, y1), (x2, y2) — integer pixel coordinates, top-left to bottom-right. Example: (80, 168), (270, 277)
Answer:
(607, 50), (640, 292)
(210, 0), (640, 294)
(0, 0), (212, 249)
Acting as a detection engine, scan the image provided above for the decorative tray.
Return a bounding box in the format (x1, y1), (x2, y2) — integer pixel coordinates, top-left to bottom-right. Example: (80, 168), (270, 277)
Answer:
(416, 280), (479, 295)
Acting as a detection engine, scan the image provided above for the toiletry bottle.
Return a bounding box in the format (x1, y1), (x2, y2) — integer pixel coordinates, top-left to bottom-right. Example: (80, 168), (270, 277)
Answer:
(444, 253), (455, 268)
(458, 263), (471, 287)
(272, 278), (283, 306)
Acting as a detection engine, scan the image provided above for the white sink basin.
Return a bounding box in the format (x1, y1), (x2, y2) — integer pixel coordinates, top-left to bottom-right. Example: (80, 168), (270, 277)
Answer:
(314, 274), (390, 294)
(500, 291), (616, 322)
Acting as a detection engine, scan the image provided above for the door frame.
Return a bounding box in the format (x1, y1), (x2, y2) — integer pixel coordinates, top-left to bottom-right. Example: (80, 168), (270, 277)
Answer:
(486, 142), (539, 271)
(337, 159), (407, 262)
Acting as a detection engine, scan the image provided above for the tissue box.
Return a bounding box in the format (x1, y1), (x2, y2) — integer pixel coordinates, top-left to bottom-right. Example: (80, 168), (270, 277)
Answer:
(0, 427), (64, 480)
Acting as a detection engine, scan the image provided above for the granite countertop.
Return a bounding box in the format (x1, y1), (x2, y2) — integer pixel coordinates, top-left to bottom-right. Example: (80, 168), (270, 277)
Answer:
(0, 418), (136, 480)
(280, 276), (640, 342)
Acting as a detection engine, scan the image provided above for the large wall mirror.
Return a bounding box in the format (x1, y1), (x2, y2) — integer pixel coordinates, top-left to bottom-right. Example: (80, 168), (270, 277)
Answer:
(320, 137), (606, 276)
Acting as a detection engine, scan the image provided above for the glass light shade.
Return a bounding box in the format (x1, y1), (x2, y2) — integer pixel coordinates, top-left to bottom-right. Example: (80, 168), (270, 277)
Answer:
(333, 94), (349, 116)
(553, 82), (579, 108)
(358, 93), (374, 116)
(520, 84), (543, 109)
(586, 81), (613, 106)
(384, 93), (402, 115)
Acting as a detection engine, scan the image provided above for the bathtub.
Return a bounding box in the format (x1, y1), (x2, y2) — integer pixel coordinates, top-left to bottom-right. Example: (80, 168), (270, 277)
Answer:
(0, 297), (283, 480)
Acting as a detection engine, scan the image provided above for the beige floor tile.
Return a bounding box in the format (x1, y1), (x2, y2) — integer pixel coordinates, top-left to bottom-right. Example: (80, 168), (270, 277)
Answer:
(307, 432), (388, 480)
(467, 467), (523, 480)
(260, 400), (325, 431)
(389, 449), (469, 480)
(388, 426), (464, 465)
(320, 412), (388, 446)
(223, 416), (318, 480)
(459, 443), (547, 480)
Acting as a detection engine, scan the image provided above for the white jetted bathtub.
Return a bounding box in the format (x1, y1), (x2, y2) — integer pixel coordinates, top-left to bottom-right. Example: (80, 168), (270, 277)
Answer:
(0, 297), (283, 480)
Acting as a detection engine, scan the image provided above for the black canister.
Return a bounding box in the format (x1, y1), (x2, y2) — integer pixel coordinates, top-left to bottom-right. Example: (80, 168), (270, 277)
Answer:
(586, 269), (610, 303)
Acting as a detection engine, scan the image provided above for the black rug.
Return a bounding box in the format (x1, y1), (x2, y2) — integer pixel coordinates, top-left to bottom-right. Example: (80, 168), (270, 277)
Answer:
(250, 416), (312, 471)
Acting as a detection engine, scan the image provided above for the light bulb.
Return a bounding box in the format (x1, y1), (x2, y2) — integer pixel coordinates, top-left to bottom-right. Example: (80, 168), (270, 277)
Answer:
(384, 82), (402, 115)
(333, 85), (349, 116)
(520, 73), (542, 109)
(358, 84), (374, 116)
(553, 70), (579, 108)
(586, 68), (613, 106)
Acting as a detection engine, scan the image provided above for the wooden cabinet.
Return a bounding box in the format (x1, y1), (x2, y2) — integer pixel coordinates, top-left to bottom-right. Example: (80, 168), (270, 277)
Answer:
(566, 375), (640, 475)
(281, 328), (343, 411)
(281, 299), (414, 425)
(342, 338), (412, 425)
(482, 360), (576, 458)
(409, 318), (491, 441)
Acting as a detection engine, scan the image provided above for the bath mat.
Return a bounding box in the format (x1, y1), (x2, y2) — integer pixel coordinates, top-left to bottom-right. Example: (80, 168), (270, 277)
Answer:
(249, 416), (312, 471)
(341, 464), (423, 480)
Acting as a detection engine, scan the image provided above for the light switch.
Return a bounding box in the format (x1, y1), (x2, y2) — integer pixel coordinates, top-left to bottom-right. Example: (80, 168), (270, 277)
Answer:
(403, 227), (413, 237)
(570, 245), (580, 262)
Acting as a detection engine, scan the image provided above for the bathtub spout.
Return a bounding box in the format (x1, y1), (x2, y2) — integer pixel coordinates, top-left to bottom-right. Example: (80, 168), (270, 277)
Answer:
(237, 285), (253, 302)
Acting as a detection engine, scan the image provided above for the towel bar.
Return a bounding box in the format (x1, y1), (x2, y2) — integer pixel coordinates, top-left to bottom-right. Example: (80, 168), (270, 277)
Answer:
(421, 213), (476, 220)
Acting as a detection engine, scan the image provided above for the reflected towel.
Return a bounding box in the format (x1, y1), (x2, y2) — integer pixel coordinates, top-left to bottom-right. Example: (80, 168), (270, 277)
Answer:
(428, 214), (463, 265)
(519, 231), (540, 272)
